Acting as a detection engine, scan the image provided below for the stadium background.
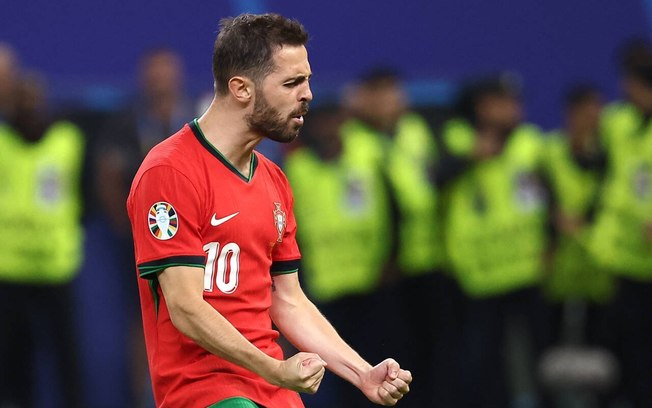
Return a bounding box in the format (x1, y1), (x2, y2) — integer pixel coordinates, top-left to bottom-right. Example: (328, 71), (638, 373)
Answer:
(2, 0), (645, 127)
(0, 1), (646, 407)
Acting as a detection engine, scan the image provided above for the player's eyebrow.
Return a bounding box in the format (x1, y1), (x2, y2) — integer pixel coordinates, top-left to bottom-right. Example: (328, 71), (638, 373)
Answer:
(283, 73), (312, 85)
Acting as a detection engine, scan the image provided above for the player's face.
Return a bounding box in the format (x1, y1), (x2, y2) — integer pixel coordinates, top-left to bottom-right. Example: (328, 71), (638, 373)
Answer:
(247, 45), (312, 143)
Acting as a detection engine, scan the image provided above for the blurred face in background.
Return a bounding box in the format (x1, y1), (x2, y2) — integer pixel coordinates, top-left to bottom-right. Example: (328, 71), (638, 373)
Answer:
(567, 92), (603, 137)
(475, 92), (522, 132)
(139, 50), (184, 100)
(623, 74), (652, 114)
(0, 44), (18, 116)
(300, 107), (343, 160)
(12, 73), (48, 142)
(15, 75), (46, 114)
(354, 77), (407, 134)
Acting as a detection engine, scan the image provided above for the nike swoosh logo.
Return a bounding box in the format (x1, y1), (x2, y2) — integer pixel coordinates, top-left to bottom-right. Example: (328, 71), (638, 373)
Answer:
(210, 212), (239, 226)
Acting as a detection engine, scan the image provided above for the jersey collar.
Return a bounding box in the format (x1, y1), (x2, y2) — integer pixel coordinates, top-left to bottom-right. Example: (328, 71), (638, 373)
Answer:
(189, 119), (258, 183)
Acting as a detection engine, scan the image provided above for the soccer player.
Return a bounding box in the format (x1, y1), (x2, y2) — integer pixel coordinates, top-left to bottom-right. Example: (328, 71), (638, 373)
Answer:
(126, 13), (412, 408)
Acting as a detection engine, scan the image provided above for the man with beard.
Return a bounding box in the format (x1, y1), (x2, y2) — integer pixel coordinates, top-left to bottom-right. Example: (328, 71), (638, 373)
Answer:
(126, 13), (411, 408)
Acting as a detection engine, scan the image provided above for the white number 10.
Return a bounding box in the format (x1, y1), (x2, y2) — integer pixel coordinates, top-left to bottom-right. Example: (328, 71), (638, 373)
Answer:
(203, 241), (241, 294)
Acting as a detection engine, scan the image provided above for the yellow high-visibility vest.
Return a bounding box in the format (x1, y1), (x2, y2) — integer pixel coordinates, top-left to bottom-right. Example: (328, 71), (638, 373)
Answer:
(443, 120), (547, 297)
(0, 121), (85, 284)
(589, 102), (652, 278)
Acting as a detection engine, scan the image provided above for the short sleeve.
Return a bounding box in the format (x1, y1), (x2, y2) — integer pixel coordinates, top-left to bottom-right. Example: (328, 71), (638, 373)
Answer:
(270, 177), (301, 275)
(127, 165), (206, 279)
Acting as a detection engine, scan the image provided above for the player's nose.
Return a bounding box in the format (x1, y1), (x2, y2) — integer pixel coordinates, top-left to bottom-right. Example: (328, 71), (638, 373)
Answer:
(299, 83), (312, 103)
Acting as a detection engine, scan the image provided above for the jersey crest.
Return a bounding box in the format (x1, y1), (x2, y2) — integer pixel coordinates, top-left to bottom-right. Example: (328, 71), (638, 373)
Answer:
(149, 201), (178, 240)
(273, 202), (286, 243)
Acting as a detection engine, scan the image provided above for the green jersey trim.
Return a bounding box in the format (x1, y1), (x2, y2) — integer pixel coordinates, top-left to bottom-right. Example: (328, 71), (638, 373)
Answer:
(207, 396), (262, 408)
(149, 279), (161, 317)
(270, 259), (300, 275)
(138, 255), (206, 279)
(271, 268), (299, 275)
(189, 119), (258, 183)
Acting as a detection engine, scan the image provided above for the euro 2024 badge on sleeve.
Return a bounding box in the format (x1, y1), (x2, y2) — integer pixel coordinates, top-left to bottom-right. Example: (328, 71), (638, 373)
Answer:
(273, 202), (286, 243)
(149, 202), (178, 240)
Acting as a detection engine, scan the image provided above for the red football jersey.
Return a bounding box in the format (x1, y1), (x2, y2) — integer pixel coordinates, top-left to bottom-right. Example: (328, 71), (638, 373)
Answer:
(127, 120), (304, 408)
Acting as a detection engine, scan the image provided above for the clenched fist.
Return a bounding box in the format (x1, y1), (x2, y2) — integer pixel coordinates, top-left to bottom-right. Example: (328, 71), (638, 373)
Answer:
(360, 359), (412, 406)
(273, 352), (327, 394)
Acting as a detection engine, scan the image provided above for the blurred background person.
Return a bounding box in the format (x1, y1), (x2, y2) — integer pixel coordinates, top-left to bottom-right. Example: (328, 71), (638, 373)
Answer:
(285, 103), (397, 408)
(74, 47), (193, 408)
(441, 74), (552, 408)
(96, 46), (194, 230)
(539, 84), (619, 407)
(338, 68), (459, 407)
(0, 43), (18, 122)
(544, 85), (613, 307)
(587, 39), (652, 407)
(0, 71), (84, 407)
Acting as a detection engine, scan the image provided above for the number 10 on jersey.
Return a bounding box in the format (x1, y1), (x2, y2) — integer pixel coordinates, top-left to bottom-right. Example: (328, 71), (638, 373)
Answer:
(203, 242), (241, 294)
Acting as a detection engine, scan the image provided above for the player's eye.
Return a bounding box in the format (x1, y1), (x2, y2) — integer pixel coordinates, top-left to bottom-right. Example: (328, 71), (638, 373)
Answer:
(284, 76), (311, 88)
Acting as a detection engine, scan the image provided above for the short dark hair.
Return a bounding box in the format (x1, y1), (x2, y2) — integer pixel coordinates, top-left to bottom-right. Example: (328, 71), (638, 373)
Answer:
(140, 46), (178, 61)
(564, 84), (601, 110)
(618, 38), (652, 85)
(455, 73), (521, 123)
(357, 66), (401, 88)
(620, 38), (652, 73)
(212, 13), (308, 95)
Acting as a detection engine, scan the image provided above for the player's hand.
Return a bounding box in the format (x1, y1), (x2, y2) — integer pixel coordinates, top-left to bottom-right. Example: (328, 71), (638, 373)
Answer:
(273, 352), (327, 394)
(359, 358), (412, 406)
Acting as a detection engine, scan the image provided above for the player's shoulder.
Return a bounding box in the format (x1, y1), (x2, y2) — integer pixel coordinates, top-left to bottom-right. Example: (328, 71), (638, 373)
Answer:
(142, 124), (195, 167)
(138, 124), (196, 173)
(131, 123), (202, 188)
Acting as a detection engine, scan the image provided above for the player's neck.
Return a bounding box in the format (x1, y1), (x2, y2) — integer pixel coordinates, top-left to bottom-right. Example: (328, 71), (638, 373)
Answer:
(198, 98), (262, 176)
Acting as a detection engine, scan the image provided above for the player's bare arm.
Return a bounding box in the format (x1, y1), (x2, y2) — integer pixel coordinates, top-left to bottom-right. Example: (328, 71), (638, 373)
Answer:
(157, 265), (326, 394)
(269, 273), (412, 405)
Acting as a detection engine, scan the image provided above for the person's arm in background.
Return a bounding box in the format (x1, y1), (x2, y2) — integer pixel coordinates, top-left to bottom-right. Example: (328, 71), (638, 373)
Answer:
(157, 265), (327, 394)
(270, 272), (412, 406)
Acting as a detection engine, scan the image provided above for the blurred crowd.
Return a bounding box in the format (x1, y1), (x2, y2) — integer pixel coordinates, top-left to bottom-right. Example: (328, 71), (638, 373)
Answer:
(0, 36), (651, 408)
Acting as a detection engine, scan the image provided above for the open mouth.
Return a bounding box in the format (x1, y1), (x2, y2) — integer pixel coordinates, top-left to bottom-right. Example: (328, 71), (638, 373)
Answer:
(292, 110), (308, 124)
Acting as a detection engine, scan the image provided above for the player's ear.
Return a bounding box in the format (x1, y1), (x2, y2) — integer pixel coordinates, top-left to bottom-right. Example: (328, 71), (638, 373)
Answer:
(228, 76), (253, 103)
